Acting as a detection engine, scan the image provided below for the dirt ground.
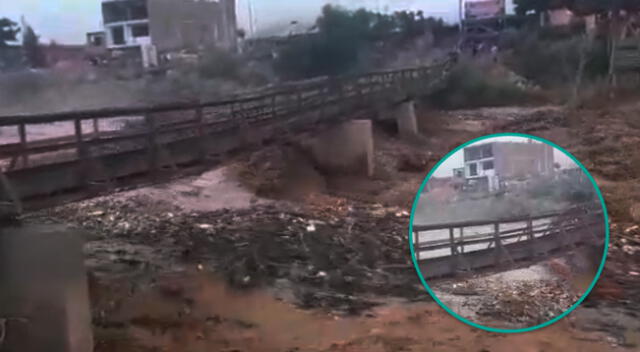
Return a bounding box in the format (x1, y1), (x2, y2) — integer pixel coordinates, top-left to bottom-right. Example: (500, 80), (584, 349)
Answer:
(24, 103), (640, 351)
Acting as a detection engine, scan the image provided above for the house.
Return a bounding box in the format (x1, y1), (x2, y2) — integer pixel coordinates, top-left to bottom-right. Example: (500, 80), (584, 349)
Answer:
(544, 7), (598, 36)
(100, 0), (238, 54)
(462, 141), (554, 193)
(548, 7), (573, 26)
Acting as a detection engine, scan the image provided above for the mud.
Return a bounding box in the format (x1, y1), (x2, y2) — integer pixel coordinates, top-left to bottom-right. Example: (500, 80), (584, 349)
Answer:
(90, 271), (625, 352)
(19, 103), (640, 351)
(33, 195), (424, 316)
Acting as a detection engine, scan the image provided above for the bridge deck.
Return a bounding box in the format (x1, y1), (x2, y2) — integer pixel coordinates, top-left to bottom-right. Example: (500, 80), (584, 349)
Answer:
(413, 207), (605, 279)
(0, 63), (448, 212)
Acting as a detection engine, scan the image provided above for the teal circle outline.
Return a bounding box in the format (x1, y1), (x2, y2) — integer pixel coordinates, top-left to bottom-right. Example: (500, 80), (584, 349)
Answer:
(408, 132), (610, 333)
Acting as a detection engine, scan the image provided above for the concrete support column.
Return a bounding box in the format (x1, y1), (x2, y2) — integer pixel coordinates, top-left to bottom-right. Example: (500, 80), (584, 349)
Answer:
(395, 100), (419, 139)
(0, 224), (93, 352)
(306, 119), (374, 177)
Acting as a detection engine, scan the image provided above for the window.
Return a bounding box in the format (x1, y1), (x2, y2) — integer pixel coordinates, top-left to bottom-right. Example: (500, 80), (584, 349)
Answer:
(89, 35), (103, 47)
(480, 144), (493, 158)
(112, 26), (125, 45)
(483, 161), (494, 170)
(102, 2), (128, 23)
(131, 24), (149, 38)
(464, 144), (493, 161)
(130, 1), (148, 20)
(469, 163), (478, 176)
(102, 0), (148, 23)
(465, 148), (481, 161)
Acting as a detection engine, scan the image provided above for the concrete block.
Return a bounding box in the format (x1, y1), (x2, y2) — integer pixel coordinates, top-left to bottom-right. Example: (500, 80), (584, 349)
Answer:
(0, 224), (93, 352)
(306, 120), (374, 177)
(395, 100), (419, 139)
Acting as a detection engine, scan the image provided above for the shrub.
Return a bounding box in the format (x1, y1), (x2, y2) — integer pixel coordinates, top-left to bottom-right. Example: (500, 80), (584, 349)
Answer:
(198, 48), (242, 80)
(427, 62), (531, 109)
(527, 172), (596, 204)
(506, 34), (609, 87)
(274, 5), (458, 80)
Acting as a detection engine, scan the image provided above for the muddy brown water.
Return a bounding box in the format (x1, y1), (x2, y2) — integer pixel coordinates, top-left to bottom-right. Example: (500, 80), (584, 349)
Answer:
(91, 270), (630, 352)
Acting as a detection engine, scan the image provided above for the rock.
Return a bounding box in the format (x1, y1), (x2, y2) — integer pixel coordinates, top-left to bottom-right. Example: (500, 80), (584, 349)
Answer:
(36, 197), (423, 315)
(630, 203), (640, 222)
(397, 151), (431, 172)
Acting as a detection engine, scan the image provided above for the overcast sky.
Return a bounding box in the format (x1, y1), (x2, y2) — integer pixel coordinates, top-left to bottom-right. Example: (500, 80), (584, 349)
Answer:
(431, 137), (577, 178)
(0, 0), (515, 44)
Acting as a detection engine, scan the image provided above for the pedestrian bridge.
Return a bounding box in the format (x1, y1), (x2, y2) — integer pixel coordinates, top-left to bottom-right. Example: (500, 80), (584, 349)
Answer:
(412, 206), (606, 279)
(0, 62), (450, 213)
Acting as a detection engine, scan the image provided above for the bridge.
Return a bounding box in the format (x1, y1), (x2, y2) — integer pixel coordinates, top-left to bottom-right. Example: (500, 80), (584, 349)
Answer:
(413, 206), (606, 279)
(0, 62), (450, 214)
(0, 62), (455, 351)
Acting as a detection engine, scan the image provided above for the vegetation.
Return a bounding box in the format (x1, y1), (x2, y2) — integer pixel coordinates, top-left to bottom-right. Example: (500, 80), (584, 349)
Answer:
(506, 34), (609, 87)
(198, 48), (242, 80)
(527, 171), (596, 204)
(0, 46), (267, 114)
(22, 24), (46, 68)
(427, 62), (532, 109)
(274, 5), (454, 80)
(0, 17), (20, 47)
(0, 17), (22, 70)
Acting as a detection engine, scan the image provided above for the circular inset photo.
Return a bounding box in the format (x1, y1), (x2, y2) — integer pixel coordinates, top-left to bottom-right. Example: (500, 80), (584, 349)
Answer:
(409, 133), (609, 333)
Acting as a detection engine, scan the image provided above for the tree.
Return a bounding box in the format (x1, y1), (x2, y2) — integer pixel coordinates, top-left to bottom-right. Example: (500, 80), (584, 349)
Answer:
(22, 24), (46, 68)
(274, 5), (445, 79)
(0, 17), (20, 47)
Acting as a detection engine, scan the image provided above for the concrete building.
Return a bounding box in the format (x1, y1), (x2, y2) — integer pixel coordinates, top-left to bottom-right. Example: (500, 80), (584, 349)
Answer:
(100, 0), (238, 53)
(543, 7), (598, 36)
(462, 141), (554, 192)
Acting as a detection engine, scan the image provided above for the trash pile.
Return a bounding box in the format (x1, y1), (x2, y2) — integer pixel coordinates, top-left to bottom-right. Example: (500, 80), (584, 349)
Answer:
(475, 280), (577, 326)
(32, 195), (427, 315)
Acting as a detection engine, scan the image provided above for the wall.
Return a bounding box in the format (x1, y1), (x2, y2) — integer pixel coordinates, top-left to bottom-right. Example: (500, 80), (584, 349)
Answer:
(494, 142), (554, 179)
(147, 0), (237, 52)
(0, 224), (93, 352)
(548, 8), (573, 27)
(42, 44), (87, 67)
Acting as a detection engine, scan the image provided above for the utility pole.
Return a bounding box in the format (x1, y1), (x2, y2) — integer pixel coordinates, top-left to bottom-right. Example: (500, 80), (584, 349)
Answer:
(459, 0), (465, 33)
(247, 0), (255, 36)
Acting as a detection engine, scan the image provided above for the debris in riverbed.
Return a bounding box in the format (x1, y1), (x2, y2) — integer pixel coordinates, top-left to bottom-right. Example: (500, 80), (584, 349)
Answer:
(33, 196), (427, 315)
(476, 280), (577, 326)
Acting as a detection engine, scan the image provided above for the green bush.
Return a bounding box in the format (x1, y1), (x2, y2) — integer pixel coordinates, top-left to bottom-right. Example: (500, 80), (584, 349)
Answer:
(428, 63), (531, 109)
(198, 48), (242, 80)
(507, 33), (609, 87)
(527, 172), (596, 204)
(274, 5), (456, 80)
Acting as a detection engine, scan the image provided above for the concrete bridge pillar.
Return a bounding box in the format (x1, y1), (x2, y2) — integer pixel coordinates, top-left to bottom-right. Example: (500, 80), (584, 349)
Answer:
(304, 119), (374, 177)
(0, 224), (93, 352)
(395, 100), (420, 139)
